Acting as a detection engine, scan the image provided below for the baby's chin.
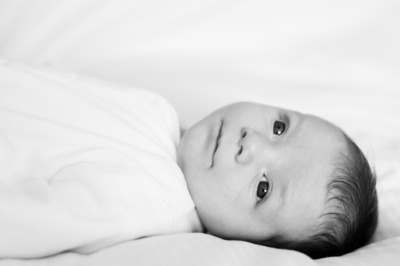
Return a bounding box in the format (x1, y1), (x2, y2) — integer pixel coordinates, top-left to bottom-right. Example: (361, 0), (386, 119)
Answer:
(176, 128), (195, 175)
(176, 142), (186, 173)
(179, 127), (186, 139)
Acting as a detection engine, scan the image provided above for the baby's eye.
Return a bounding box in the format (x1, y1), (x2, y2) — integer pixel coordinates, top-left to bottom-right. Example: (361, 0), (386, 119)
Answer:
(257, 175), (270, 201)
(273, 120), (286, 136)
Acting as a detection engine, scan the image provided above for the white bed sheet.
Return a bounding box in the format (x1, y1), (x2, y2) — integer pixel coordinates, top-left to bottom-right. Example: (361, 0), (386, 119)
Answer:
(0, 0), (399, 265)
(1, 234), (400, 266)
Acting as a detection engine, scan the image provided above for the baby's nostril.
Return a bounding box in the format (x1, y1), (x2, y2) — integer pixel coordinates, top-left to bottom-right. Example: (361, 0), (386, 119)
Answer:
(241, 131), (247, 138)
(238, 145), (243, 155)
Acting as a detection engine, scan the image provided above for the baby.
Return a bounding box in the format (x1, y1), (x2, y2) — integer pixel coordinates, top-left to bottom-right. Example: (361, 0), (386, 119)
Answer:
(0, 62), (377, 259)
(178, 102), (378, 259)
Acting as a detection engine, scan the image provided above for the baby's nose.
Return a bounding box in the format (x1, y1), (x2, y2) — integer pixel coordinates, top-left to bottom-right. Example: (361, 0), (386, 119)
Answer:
(236, 127), (267, 164)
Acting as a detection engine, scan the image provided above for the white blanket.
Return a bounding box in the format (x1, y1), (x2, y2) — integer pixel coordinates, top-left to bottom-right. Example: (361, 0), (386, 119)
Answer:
(0, 60), (201, 258)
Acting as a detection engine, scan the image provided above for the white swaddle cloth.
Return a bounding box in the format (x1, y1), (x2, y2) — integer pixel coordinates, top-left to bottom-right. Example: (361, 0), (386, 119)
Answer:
(0, 59), (202, 258)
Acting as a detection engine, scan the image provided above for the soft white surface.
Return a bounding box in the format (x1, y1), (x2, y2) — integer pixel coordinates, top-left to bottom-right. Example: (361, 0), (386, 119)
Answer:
(0, 234), (400, 266)
(0, 0), (399, 126)
(0, 0), (399, 265)
(0, 60), (201, 258)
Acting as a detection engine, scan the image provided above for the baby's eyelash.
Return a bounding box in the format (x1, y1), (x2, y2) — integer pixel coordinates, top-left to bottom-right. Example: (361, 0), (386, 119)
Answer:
(256, 173), (272, 206)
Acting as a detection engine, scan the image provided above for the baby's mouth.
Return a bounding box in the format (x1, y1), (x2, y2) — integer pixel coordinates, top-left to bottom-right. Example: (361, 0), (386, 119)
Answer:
(212, 120), (223, 166)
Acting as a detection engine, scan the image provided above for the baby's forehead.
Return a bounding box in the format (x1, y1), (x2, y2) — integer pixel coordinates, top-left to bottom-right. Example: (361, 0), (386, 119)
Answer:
(277, 113), (346, 213)
(301, 113), (344, 140)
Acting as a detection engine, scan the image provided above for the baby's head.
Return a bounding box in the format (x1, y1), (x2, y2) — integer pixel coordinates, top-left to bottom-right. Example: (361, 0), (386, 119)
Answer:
(177, 102), (378, 259)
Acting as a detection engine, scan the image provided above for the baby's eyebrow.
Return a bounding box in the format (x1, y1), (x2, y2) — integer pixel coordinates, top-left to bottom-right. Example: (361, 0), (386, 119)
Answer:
(281, 113), (290, 125)
(283, 112), (304, 141)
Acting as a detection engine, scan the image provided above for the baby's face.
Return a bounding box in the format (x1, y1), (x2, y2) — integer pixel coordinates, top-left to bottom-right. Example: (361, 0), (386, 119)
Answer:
(178, 102), (346, 242)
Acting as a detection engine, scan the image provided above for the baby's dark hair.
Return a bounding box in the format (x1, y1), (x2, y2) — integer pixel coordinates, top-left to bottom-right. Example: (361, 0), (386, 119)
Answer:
(254, 132), (378, 259)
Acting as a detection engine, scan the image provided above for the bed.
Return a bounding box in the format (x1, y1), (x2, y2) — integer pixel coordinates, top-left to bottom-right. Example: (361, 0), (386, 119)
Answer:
(0, 0), (399, 265)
